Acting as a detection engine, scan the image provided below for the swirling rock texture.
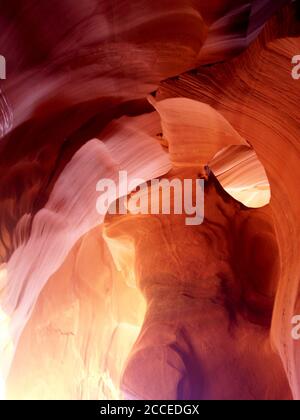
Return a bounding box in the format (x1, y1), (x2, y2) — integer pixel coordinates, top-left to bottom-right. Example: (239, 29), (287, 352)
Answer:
(0, 0), (299, 400)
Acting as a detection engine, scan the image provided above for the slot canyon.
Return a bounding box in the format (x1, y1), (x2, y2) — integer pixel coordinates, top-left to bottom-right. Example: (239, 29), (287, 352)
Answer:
(0, 0), (299, 401)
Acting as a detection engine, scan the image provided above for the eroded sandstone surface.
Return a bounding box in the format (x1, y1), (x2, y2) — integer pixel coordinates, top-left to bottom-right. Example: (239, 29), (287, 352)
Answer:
(0, 0), (299, 400)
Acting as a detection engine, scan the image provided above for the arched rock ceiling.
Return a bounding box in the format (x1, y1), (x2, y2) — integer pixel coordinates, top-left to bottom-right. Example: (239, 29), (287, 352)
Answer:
(0, 0), (299, 400)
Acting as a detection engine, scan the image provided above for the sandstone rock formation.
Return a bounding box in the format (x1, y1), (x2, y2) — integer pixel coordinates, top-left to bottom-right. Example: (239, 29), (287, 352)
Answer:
(0, 0), (299, 400)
